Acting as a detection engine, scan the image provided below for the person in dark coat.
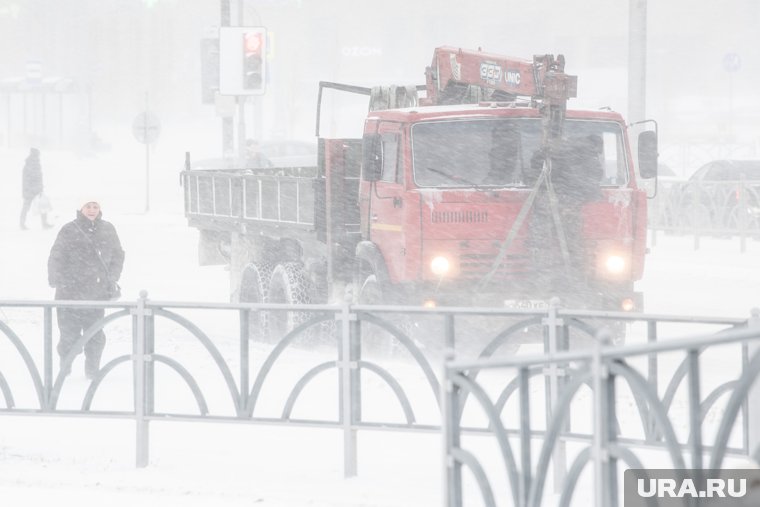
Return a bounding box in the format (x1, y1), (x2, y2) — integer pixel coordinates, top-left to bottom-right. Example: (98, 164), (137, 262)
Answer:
(245, 139), (273, 169)
(48, 199), (125, 378)
(19, 147), (52, 230)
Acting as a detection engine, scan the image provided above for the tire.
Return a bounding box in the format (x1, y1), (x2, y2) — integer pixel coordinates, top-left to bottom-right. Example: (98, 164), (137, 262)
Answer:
(267, 262), (315, 344)
(357, 273), (401, 357)
(358, 274), (383, 305)
(239, 262), (273, 342)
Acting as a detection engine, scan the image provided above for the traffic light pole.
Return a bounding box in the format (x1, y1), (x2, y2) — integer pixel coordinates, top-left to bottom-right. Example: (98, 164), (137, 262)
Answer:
(237, 0), (247, 164)
(144, 92), (151, 213)
(221, 0), (234, 160)
(628, 0), (647, 125)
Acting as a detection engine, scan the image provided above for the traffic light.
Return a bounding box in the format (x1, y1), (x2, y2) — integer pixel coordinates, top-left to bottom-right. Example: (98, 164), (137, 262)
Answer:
(218, 27), (267, 96)
(242, 30), (265, 92)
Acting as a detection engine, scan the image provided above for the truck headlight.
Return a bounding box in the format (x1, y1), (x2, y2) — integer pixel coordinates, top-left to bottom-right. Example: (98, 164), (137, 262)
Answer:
(430, 256), (450, 277)
(604, 254), (626, 275)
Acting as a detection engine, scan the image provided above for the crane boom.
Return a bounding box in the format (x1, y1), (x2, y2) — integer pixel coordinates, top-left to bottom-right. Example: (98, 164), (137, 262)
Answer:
(425, 46), (577, 105)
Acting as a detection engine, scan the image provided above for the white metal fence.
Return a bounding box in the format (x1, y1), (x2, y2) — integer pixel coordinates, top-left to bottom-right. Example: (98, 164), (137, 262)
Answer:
(1, 295), (758, 505)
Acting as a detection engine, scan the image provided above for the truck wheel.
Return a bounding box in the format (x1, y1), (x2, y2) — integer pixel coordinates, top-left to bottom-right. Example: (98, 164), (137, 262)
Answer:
(358, 274), (383, 305)
(267, 262), (315, 344)
(357, 273), (400, 357)
(240, 263), (273, 342)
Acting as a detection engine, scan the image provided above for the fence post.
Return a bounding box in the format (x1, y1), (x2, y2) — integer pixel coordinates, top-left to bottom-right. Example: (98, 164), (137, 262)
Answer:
(134, 291), (150, 468)
(687, 349), (703, 469)
(519, 366), (532, 507)
(445, 313), (455, 351)
(748, 308), (760, 459)
(239, 309), (250, 416)
(43, 306), (53, 410)
(339, 303), (359, 477)
(442, 351), (462, 507)
(592, 330), (611, 506)
(544, 298), (566, 491)
(646, 320), (658, 441)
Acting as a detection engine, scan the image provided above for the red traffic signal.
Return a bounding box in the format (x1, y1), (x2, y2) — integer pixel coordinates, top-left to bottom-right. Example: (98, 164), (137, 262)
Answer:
(242, 31), (265, 91)
(244, 32), (262, 55)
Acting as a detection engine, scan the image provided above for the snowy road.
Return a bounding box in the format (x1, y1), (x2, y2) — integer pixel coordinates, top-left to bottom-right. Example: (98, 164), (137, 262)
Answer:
(1, 148), (759, 506)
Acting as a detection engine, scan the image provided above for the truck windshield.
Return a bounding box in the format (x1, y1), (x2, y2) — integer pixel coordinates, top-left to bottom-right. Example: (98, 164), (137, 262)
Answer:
(411, 118), (628, 188)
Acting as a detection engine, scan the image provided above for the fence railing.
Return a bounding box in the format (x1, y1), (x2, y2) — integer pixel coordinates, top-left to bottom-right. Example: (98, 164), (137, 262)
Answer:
(1, 295), (758, 505)
(648, 179), (760, 252)
(443, 309), (760, 507)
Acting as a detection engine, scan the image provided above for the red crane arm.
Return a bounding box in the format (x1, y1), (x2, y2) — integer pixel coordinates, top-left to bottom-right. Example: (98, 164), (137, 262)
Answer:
(425, 46), (577, 106)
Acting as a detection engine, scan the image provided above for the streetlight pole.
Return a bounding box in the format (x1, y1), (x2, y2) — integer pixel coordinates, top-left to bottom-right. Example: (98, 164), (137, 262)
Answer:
(628, 0), (648, 125)
(237, 0), (247, 164)
(221, 0), (234, 160)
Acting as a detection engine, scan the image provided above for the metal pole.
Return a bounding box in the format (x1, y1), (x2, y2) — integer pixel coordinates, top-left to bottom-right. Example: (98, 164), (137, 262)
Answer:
(442, 353), (462, 507)
(237, 0), (247, 164)
(340, 304), (357, 477)
(43, 306), (53, 410)
(748, 308), (760, 459)
(239, 309), (250, 415)
(238, 98), (247, 163)
(646, 320), (658, 440)
(445, 314), (455, 351)
(545, 299), (566, 490)
(627, 0), (648, 124)
(221, 0), (234, 159)
(519, 366), (531, 507)
(592, 334), (607, 506)
(134, 291), (149, 467)
(605, 369), (619, 507)
(144, 92), (150, 213)
(687, 349), (702, 469)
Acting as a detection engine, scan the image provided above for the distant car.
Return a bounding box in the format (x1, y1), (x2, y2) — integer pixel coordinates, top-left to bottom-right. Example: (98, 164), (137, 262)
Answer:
(688, 159), (760, 183)
(667, 160), (760, 231)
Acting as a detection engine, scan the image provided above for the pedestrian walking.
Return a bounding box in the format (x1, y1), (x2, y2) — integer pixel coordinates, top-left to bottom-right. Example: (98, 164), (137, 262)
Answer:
(47, 198), (125, 378)
(245, 139), (273, 169)
(19, 147), (53, 230)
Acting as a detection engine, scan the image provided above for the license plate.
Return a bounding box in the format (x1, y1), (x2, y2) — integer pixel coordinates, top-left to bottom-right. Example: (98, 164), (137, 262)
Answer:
(503, 299), (548, 310)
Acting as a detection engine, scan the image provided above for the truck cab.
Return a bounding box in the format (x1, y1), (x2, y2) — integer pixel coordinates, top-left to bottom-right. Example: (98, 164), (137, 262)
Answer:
(352, 103), (649, 310)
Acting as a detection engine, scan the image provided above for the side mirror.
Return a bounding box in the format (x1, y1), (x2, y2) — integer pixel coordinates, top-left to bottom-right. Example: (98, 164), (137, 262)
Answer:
(638, 130), (658, 179)
(361, 133), (382, 182)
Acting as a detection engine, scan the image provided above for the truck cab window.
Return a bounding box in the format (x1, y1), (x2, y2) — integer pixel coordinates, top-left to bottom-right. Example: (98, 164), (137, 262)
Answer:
(411, 118), (626, 189)
(412, 119), (540, 188)
(381, 136), (399, 183)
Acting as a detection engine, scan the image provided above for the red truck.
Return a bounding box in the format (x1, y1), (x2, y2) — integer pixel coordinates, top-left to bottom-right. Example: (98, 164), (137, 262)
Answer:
(182, 46), (658, 335)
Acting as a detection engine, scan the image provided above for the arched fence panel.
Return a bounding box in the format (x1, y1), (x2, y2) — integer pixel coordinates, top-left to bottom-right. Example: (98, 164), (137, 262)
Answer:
(1, 296), (759, 505)
(444, 309), (760, 506)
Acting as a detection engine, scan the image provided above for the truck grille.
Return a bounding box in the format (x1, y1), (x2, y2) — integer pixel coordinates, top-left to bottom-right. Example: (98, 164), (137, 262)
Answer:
(459, 252), (530, 279)
(431, 210), (488, 224)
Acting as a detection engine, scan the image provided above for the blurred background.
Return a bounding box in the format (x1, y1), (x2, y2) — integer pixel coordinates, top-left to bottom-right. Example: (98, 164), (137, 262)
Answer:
(0, 0), (758, 174)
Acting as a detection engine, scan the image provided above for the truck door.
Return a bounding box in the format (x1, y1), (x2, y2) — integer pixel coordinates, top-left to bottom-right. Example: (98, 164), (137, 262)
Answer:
(360, 123), (406, 283)
(317, 138), (362, 287)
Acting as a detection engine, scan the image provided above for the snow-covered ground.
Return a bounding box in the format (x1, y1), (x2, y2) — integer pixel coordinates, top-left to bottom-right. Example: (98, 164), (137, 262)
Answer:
(1, 146), (759, 506)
